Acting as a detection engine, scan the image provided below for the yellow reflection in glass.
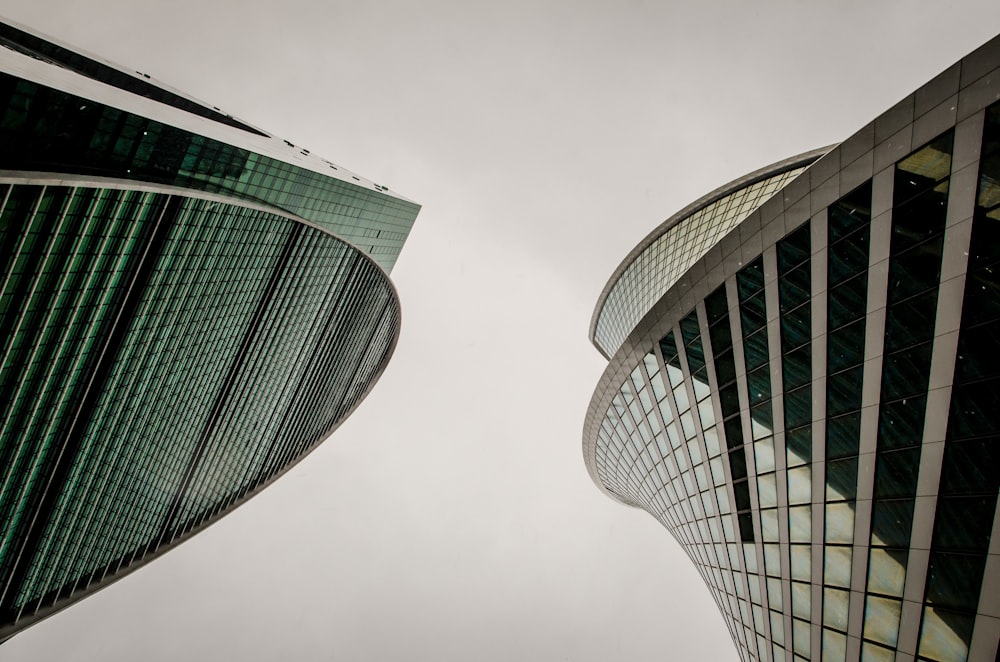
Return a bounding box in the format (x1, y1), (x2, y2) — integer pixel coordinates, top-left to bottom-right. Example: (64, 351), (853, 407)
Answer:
(867, 548), (906, 597)
(823, 587), (850, 630)
(898, 145), (952, 182)
(863, 595), (901, 647)
(825, 545), (853, 587)
(918, 606), (969, 662)
(861, 641), (895, 662)
(825, 502), (855, 544)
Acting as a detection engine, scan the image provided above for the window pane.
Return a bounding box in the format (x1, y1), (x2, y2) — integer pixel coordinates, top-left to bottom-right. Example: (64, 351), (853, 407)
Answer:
(867, 548), (907, 597)
(823, 588), (850, 631)
(789, 505), (811, 543)
(788, 466), (812, 505)
(824, 545), (852, 587)
(825, 502), (855, 544)
(863, 595), (901, 647)
(823, 630), (848, 662)
(918, 605), (972, 662)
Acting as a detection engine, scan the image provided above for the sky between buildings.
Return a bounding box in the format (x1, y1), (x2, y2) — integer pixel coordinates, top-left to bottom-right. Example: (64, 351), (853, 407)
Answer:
(2, 1), (1000, 660)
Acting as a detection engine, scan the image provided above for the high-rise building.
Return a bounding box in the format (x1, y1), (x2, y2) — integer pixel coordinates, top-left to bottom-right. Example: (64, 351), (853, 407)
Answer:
(0, 19), (419, 639)
(584, 34), (1000, 662)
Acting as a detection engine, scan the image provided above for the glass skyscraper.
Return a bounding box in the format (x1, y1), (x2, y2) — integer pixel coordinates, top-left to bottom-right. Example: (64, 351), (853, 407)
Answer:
(0, 19), (419, 639)
(584, 34), (1000, 662)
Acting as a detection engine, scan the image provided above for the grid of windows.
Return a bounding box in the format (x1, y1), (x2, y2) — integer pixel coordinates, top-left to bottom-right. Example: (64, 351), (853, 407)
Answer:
(860, 131), (955, 660)
(594, 329), (759, 662)
(587, 83), (1000, 661)
(823, 180), (874, 661)
(593, 165), (812, 357)
(0, 27), (416, 641)
(915, 104), (1000, 662)
(776, 222), (813, 661)
(0, 183), (399, 632)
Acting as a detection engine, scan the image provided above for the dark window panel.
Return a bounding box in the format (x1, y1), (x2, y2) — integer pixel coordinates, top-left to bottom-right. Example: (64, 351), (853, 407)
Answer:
(828, 181), (873, 244)
(709, 318), (733, 354)
(828, 273), (869, 330)
(750, 401), (773, 430)
(884, 289), (939, 354)
(955, 321), (1000, 383)
(719, 377), (740, 414)
(737, 258), (765, 301)
(778, 223), (811, 275)
(886, 236), (944, 305)
(939, 438), (1000, 495)
(874, 448), (921, 499)
(744, 329), (770, 371)
(740, 290), (768, 336)
(679, 312), (701, 350)
(659, 331), (681, 370)
(706, 286), (729, 325)
(948, 378), (1000, 440)
(828, 319), (866, 374)
(826, 366), (863, 418)
(890, 186), (950, 255)
(827, 457), (858, 500)
(924, 553), (987, 612)
(877, 396), (927, 450)
(881, 343), (933, 401)
(738, 510), (755, 542)
(715, 349), (739, 386)
(734, 479), (753, 511)
(870, 498), (915, 548)
(786, 426), (812, 463)
(968, 202), (1000, 271)
(981, 104), (1000, 157)
(685, 337), (707, 376)
(747, 365), (771, 406)
(724, 415), (744, 450)
(960, 268), (1000, 328)
(931, 495), (997, 553)
(781, 304), (811, 351)
(730, 448), (748, 480)
(829, 226), (871, 287)
(827, 411), (862, 459)
(782, 344), (811, 391)
(785, 386), (812, 430)
(779, 262), (811, 313)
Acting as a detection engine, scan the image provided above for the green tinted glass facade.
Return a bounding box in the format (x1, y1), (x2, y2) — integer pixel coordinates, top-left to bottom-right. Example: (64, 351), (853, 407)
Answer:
(585, 36), (1000, 662)
(0, 21), (417, 639)
(0, 73), (418, 273)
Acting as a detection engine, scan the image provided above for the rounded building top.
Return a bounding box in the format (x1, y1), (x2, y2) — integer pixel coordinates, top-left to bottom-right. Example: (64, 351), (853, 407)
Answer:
(589, 147), (830, 358)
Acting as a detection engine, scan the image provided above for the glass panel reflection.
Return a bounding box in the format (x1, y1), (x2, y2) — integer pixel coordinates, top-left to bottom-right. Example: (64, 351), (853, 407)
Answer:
(863, 596), (901, 647)
(823, 587), (850, 630)
(825, 503), (855, 544)
(824, 546), (852, 588)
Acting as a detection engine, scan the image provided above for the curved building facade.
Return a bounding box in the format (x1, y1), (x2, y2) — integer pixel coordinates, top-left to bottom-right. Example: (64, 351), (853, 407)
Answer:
(584, 35), (1000, 662)
(0, 20), (419, 638)
(590, 148), (828, 359)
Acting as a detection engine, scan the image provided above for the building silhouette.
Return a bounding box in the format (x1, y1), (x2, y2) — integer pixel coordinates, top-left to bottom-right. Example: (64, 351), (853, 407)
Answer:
(0, 19), (419, 639)
(584, 34), (1000, 662)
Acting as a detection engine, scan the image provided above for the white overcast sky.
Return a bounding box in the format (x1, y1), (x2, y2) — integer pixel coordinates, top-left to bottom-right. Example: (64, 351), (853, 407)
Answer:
(3, 2), (1000, 661)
